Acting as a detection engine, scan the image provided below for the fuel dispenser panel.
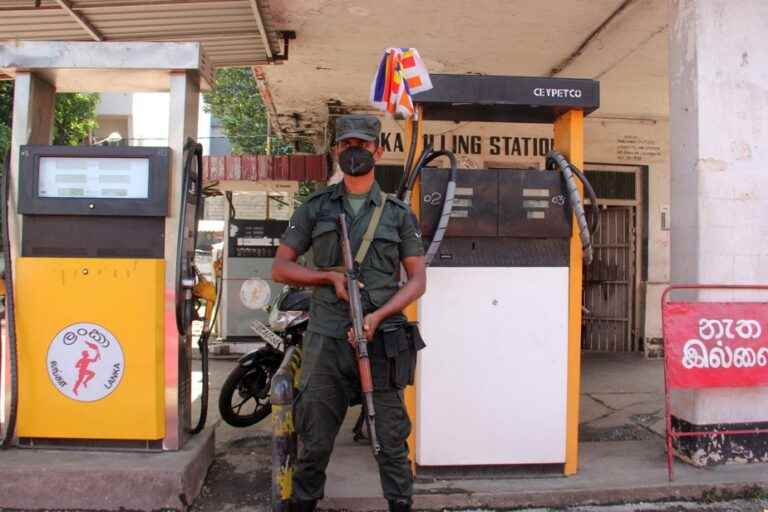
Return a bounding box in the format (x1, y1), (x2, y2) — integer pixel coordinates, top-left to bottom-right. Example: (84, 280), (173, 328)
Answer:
(498, 170), (572, 238)
(420, 169), (498, 237)
(227, 219), (286, 258)
(420, 168), (571, 267)
(18, 145), (169, 259)
(14, 145), (170, 443)
(223, 219), (288, 341)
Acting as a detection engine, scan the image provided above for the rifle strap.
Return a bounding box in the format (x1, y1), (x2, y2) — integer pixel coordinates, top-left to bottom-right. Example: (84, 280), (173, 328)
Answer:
(354, 191), (388, 266)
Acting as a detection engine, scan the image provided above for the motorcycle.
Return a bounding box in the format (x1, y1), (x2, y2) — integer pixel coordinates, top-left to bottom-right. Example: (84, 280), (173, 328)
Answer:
(218, 285), (369, 441)
(218, 286), (309, 428)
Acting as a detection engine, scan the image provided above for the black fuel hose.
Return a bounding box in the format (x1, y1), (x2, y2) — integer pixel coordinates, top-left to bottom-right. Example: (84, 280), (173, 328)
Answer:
(175, 138), (208, 434)
(176, 139), (205, 336)
(187, 271), (222, 435)
(546, 151), (599, 265)
(397, 146), (458, 266)
(396, 117), (420, 195)
(1, 150), (17, 449)
(570, 164), (600, 236)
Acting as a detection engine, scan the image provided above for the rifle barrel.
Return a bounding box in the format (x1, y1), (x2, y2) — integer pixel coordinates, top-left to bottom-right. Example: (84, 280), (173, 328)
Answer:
(338, 213), (381, 455)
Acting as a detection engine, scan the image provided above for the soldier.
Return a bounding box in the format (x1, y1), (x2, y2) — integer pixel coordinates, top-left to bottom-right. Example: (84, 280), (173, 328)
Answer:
(272, 114), (426, 512)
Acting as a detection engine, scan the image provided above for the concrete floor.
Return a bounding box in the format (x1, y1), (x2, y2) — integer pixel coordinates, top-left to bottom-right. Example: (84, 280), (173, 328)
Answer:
(190, 351), (768, 512)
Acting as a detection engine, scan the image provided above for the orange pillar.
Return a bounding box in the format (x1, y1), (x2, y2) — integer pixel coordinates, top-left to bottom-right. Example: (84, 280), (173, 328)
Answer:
(402, 112), (424, 469)
(553, 109), (584, 476)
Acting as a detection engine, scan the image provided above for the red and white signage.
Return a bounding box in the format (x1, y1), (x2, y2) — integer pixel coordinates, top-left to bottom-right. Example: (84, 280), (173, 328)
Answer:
(662, 302), (768, 389)
(47, 322), (125, 402)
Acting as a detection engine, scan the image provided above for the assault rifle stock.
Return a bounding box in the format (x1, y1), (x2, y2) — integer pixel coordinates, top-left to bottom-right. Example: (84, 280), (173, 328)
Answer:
(338, 213), (381, 456)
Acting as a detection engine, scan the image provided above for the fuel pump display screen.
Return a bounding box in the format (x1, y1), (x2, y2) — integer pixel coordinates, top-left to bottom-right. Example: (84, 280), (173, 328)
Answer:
(38, 157), (150, 199)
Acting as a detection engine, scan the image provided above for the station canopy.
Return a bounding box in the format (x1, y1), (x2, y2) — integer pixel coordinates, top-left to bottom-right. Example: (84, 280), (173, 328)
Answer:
(0, 0), (283, 79)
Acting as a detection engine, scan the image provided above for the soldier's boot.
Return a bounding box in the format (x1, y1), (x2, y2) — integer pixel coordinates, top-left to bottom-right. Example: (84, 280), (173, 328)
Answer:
(291, 499), (317, 512)
(387, 499), (412, 512)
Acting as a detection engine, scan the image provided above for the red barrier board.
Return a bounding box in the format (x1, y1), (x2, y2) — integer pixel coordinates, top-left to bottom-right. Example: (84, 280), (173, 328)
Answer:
(662, 301), (768, 389)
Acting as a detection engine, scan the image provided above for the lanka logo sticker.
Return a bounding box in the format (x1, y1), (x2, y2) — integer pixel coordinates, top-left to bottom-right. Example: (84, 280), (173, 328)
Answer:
(47, 322), (125, 402)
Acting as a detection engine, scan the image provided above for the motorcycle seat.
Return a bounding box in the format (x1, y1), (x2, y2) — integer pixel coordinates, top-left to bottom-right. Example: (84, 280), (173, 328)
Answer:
(279, 289), (311, 312)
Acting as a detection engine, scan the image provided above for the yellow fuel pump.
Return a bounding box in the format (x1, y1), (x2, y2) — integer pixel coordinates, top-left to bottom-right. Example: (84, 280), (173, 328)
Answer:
(3, 139), (214, 448)
(0, 43), (218, 454)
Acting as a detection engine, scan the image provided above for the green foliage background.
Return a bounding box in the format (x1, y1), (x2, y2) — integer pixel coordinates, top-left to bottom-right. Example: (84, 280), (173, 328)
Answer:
(0, 81), (99, 160)
(0, 82), (12, 160)
(202, 68), (315, 156)
(202, 68), (317, 201)
(53, 92), (100, 146)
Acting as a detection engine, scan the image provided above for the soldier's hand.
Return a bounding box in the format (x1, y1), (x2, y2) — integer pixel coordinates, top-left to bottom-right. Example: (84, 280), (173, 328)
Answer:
(347, 313), (380, 343)
(363, 312), (382, 342)
(327, 271), (349, 302)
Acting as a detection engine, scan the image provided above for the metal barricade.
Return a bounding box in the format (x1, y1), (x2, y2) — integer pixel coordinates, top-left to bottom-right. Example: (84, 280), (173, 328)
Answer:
(270, 345), (302, 511)
(661, 284), (768, 480)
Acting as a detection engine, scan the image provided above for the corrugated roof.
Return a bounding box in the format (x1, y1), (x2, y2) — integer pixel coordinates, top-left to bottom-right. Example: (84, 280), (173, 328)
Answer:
(0, 0), (283, 68)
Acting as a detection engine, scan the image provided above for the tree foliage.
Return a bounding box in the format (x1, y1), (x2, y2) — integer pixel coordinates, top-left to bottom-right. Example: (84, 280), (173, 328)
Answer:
(203, 68), (312, 155)
(53, 92), (100, 146)
(0, 81), (99, 158)
(0, 81), (12, 160)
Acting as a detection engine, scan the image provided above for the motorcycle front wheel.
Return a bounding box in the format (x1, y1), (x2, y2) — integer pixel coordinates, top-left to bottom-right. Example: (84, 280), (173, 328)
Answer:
(218, 363), (273, 428)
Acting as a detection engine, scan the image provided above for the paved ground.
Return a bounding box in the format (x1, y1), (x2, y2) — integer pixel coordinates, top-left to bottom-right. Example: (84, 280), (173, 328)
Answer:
(190, 356), (274, 512)
(189, 354), (768, 512)
(525, 501), (768, 511)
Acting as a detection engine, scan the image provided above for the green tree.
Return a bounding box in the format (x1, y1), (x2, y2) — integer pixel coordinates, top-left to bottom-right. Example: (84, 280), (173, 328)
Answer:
(0, 81), (99, 158)
(203, 68), (313, 155)
(53, 92), (100, 146)
(0, 81), (12, 160)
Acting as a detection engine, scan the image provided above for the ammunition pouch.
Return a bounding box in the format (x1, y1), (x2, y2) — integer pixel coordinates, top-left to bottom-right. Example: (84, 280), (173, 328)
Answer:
(373, 322), (426, 390)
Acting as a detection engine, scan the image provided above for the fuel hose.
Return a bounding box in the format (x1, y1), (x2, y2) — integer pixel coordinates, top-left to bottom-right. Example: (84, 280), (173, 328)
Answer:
(176, 139), (205, 336)
(395, 117), (420, 196)
(175, 139), (210, 434)
(397, 146), (459, 266)
(187, 271), (222, 435)
(1, 150), (18, 448)
(545, 151), (600, 265)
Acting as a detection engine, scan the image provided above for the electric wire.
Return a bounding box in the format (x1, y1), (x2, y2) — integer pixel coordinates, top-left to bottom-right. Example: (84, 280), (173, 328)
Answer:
(1, 150), (18, 449)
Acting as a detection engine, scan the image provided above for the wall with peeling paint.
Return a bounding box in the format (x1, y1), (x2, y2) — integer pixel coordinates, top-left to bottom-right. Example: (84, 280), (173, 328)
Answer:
(669, 0), (768, 426)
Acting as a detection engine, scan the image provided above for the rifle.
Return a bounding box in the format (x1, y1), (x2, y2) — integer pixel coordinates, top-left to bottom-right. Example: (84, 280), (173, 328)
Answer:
(338, 213), (381, 456)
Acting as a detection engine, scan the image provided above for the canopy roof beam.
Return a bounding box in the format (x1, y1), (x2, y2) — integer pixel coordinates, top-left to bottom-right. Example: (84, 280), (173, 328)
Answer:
(54, 0), (104, 42)
(247, 0), (273, 60)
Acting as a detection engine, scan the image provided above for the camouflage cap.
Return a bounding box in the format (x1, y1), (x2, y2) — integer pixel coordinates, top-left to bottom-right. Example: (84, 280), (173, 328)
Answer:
(334, 114), (381, 143)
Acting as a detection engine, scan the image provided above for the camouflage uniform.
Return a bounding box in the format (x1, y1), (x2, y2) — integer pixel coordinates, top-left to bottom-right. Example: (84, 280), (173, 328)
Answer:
(280, 180), (424, 504)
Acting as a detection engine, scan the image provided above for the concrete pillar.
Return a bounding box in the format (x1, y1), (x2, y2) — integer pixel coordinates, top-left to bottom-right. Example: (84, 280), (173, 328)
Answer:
(9, 73), (56, 259)
(164, 70), (200, 451)
(1, 72), (56, 435)
(668, 0), (768, 464)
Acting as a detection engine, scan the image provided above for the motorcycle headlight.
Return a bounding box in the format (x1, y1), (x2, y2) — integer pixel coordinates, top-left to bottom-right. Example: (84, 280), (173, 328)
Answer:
(269, 310), (304, 332)
(268, 302), (280, 326)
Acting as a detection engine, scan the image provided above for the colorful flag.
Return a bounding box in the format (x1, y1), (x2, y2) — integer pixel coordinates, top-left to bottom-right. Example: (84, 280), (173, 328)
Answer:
(370, 48), (432, 118)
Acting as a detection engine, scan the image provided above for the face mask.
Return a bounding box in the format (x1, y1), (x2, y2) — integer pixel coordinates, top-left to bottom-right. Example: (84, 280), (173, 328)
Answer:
(338, 146), (375, 176)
